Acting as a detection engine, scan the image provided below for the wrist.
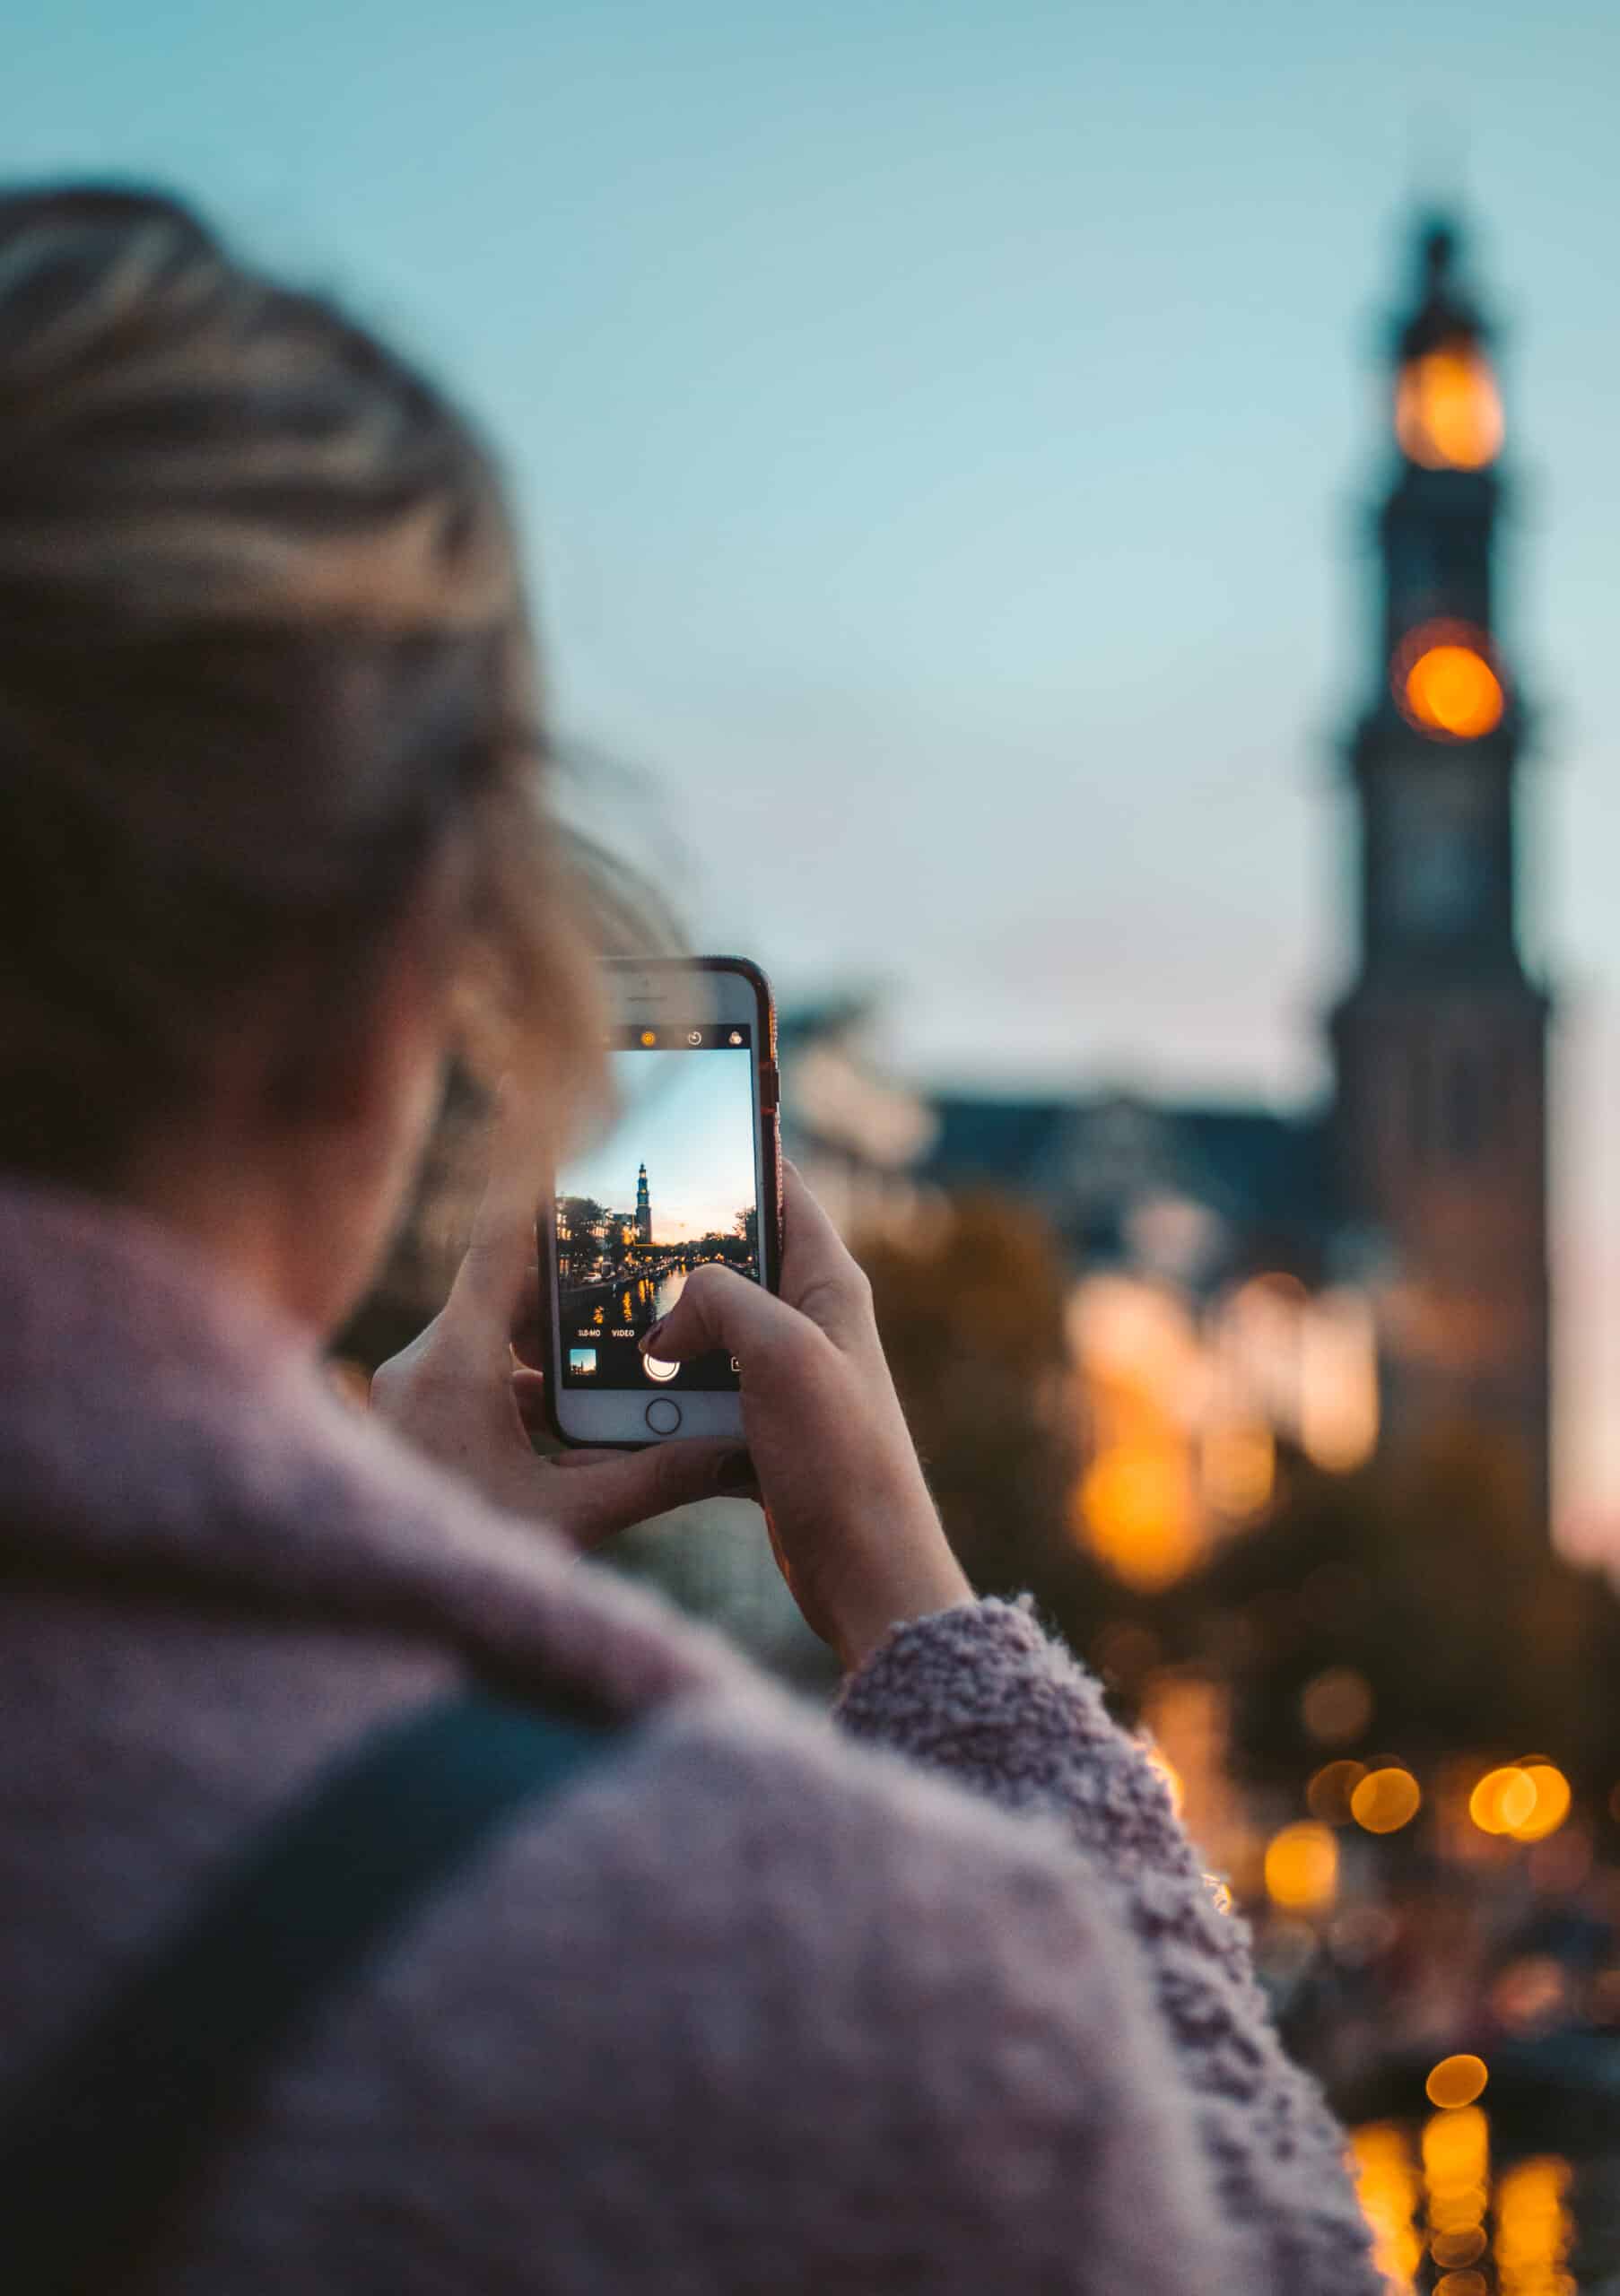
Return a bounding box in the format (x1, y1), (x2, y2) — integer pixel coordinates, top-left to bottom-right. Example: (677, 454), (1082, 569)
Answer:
(834, 1550), (976, 1674)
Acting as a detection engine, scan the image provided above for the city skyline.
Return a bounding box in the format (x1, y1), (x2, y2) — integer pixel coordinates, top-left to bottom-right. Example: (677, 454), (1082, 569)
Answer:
(14, 0), (1620, 1544)
(559, 1049), (757, 1243)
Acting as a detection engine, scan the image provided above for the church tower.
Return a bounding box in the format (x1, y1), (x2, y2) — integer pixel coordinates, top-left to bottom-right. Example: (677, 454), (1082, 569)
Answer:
(1328, 215), (1551, 1526)
(635, 1161), (652, 1246)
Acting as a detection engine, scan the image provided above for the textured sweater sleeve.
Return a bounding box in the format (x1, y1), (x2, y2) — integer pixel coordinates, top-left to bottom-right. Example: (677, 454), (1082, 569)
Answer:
(835, 1596), (1380, 2296)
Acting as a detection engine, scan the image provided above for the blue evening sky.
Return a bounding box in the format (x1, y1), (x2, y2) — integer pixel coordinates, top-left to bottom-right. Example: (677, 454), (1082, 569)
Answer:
(9, 0), (1620, 1532)
(562, 1048), (756, 1239)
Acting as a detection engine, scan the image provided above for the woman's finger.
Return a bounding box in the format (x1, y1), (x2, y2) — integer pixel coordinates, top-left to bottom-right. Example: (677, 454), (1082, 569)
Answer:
(539, 1439), (756, 1546)
(776, 1163), (875, 1346)
(510, 1263), (544, 1370)
(637, 1259), (809, 1370)
(512, 1364), (548, 1431)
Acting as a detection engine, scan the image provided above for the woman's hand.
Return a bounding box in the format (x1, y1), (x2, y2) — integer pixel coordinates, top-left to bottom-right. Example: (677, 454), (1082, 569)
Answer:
(637, 1164), (975, 1671)
(369, 1091), (751, 1551)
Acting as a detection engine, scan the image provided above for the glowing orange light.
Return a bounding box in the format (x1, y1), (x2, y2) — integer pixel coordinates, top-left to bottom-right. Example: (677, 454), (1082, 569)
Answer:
(1396, 343), (1503, 470)
(1432, 2227), (1487, 2268)
(1403, 642), (1504, 740)
(1515, 1763), (1572, 1843)
(1201, 1421), (1275, 1519)
(1143, 1744), (1186, 1819)
(639, 1029), (658, 1047)
(1494, 2155), (1573, 2286)
(1427, 2054), (1489, 2110)
(1351, 1767), (1422, 1834)
(1351, 2123), (1424, 2290)
(1469, 1761), (1571, 1843)
(1423, 2101), (1489, 2193)
(1471, 1766), (1537, 1836)
(1265, 1821), (1339, 1914)
(1076, 1441), (1198, 1590)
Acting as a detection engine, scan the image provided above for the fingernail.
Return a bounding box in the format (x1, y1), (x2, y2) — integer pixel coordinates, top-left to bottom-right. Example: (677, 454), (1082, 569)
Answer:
(713, 1449), (755, 1495)
(640, 1319), (666, 1355)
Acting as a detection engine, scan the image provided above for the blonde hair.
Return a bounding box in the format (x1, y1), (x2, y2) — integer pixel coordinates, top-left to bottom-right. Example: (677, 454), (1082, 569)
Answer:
(0, 181), (604, 1179)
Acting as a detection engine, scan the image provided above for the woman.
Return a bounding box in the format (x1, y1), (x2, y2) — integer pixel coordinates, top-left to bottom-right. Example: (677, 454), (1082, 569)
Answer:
(0, 183), (1378, 2292)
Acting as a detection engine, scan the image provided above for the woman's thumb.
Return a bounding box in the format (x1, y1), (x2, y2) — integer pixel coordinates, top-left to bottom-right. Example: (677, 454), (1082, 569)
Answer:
(640, 1262), (785, 1367)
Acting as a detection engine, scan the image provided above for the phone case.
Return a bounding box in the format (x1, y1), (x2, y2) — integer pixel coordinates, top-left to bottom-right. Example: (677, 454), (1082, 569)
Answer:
(539, 956), (781, 1448)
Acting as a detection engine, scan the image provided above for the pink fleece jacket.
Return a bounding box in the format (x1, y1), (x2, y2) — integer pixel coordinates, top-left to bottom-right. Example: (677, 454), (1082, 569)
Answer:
(0, 1178), (1378, 2293)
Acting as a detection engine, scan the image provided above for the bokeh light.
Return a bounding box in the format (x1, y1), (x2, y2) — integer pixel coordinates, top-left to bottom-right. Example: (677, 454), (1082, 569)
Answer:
(1076, 1441), (1199, 1590)
(1426, 2055), (1489, 2110)
(1469, 1762), (1572, 1842)
(1401, 639), (1505, 740)
(1395, 343), (1504, 469)
(1516, 1763), (1572, 1842)
(1265, 1820), (1338, 1913)
(1433, 2227), (1488, 2267)
(1471, 1766), (1538, 1835)
(1424, 2105), (1490, 2265)
(1201, 1419), (1275, 1519)
(1351, 1766), (1422, 1834)
(1494, 2155), (1573, 2293)
(1306, 1759), (1367, 1826)
(1351, 2123), (1424, 2291)
(1300, 1666), (1374, 1747)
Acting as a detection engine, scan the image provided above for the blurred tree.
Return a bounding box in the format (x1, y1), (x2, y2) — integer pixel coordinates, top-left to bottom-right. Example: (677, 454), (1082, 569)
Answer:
(1183, 1433), (1620, 1795)
(855, 1193), (1119, 1640)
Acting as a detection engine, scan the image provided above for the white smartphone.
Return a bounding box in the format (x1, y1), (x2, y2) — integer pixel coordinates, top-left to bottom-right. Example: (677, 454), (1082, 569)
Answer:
(540, 956), (780, 1448)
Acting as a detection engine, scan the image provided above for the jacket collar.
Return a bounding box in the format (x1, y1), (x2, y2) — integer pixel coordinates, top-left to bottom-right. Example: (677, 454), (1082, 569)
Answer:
(0, 1176), (740, 1716)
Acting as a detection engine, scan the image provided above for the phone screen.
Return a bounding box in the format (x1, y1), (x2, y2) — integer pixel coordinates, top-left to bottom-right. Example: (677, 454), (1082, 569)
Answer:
(554, 1022), (760, 1393)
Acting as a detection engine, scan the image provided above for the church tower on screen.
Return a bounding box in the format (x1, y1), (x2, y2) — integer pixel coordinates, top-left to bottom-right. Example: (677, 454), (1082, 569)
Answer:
(635, 1162), (652, 1246)
(1328, 217), (1551, 1526)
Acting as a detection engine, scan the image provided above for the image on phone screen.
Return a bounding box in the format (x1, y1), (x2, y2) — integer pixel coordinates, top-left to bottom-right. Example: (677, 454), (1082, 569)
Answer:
(554, 1022), (760, 1393)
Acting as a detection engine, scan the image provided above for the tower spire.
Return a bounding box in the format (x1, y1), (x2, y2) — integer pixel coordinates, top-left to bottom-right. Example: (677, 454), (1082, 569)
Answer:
(1328, 207), (1549, 1530)
(1393, 213), (1502, 474)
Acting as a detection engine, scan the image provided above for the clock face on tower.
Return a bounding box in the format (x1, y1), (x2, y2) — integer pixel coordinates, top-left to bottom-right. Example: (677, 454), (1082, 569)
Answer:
(1387, 778), (1490, 939)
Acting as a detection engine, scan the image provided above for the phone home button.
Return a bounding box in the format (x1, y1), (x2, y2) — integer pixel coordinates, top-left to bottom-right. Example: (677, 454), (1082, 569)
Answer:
(644, 1398), (683, 1437)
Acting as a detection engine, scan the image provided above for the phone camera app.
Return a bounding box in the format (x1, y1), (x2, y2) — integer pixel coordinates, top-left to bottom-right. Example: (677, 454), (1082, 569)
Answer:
(555, 1019), (760, 1396)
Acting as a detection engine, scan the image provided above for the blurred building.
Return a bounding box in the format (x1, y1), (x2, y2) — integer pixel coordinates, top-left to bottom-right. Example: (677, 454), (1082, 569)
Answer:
(786, 213), (1549, 1587)
(778, 996), (940, 1237)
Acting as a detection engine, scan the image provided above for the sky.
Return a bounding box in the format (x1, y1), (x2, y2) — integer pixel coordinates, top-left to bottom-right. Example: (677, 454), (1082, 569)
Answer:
(8, 0), (1620, 1536)
(561, 1048), (757, 1239)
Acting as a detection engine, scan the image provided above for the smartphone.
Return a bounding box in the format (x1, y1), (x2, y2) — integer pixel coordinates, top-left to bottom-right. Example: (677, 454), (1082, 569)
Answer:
(541, 956), (780, 1448)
